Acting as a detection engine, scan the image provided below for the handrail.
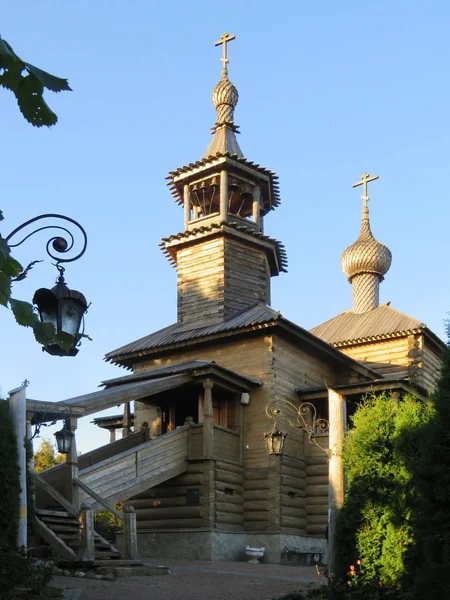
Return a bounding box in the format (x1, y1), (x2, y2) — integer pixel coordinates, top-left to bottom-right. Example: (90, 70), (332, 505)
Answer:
(73, 477), (123, 521)
(31, 470), (79, 518)
(79, 423), (189, 476)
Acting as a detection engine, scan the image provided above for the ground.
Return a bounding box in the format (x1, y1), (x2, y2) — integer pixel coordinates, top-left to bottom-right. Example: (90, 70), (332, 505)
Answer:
(52, 559), (318, 600)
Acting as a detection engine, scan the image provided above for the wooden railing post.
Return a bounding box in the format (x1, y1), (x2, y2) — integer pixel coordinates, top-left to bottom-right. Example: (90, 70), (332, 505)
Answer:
(123, 505), (139, 560)
(8, 384), (27, 548)
(67, 416), (79, 509)
(202, 381), (214, 459)
(78, 503), (95, 562)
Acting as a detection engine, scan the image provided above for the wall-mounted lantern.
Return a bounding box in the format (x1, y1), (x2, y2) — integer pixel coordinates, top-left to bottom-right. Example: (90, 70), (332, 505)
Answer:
(264, 420), (287, 455)
(54, 420), (74, 454)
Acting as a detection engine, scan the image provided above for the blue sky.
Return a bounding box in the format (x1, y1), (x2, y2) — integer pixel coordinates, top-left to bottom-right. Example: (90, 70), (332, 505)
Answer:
(2, 0), (449, 452)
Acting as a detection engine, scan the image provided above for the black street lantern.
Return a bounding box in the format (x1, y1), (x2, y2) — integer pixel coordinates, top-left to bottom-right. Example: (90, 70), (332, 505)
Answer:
(54, 420), (74, 454)
(33, 268), (88, 356)
(264, 423), (287, 455)
(5, 213), (89, 357)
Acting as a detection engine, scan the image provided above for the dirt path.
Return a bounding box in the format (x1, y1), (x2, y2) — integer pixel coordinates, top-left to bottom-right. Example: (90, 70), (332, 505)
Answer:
(54, 559), (319, 600)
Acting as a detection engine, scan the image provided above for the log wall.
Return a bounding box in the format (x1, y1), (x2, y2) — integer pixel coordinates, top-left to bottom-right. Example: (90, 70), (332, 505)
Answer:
(215, 460), (245, 531)
(223, 237), (270, 318)
(131, 462), (204, 530)
(305, 438), (329, 538)
(175, 233), (271, 329)
(422, 340), (443, 391)
(280, 455), (307, 534)
(340, 336), (412, 380)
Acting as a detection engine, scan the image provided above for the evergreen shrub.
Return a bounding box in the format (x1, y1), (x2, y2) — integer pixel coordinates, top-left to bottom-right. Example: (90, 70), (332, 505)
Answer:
(334, 392), (434, 589)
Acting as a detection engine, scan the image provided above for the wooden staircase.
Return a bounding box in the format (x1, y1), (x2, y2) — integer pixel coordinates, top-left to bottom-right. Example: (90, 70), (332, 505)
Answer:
(77, 424), (190, 509)
(33, 425), (190, 563)
(35, 509), (122, 562)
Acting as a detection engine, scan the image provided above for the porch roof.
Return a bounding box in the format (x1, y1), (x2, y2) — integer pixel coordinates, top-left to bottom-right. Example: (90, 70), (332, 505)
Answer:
(28, 360), (260, 423)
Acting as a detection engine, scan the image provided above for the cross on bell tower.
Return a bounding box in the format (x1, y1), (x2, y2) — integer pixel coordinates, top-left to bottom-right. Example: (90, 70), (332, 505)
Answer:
(214, 32), (235, 76)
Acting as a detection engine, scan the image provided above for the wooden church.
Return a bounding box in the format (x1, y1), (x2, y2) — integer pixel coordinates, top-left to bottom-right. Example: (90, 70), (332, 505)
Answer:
(28, 33), (445, 565)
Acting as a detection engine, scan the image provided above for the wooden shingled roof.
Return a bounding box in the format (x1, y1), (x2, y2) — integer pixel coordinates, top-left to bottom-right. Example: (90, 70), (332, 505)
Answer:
(310, 303), (444, 348)
(166, 152), (281, 209)
(105, 302), (380, 380)
(160, 220), (288, 273)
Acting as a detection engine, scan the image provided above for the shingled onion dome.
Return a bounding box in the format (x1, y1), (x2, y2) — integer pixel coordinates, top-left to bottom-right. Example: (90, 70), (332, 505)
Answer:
(341, 201), (392, 314)
(203, 74), (243, 158)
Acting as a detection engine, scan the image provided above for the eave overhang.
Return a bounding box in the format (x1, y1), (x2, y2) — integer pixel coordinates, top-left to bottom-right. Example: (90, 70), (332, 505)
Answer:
(160, 221), (287, 276)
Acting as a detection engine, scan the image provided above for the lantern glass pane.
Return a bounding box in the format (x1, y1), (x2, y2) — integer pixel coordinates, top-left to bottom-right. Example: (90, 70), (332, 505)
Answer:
(40, 308), (57, 329)
(60, 298), (83, 335)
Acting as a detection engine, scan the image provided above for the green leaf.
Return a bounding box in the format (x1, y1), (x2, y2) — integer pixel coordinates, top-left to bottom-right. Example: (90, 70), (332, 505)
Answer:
(0, 237), (11, 257)
(54, 331), (77, 353)
(0, 35), (71, 128)
(9, 298), (38, 326)
(0, 210), (4, 221)
(0, 253), (23, 277)
(0, 272), (11, 306)
(24, 63), (71, 93)
(16, 74), (57, 128)
(32, 321), (56, 346)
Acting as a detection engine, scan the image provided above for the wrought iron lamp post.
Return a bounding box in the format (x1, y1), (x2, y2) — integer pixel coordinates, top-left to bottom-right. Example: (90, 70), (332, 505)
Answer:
(5, 213), (88, 356)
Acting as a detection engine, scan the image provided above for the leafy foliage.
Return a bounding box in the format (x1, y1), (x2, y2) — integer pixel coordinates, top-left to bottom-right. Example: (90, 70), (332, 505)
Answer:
(0, 399), (20, 554)
(0, 34), (71, 127)
(94, 504), (123, 543)
(334, 393), (435, 589)
(404, 331), (450, 599)
(33, 438), (65, 473)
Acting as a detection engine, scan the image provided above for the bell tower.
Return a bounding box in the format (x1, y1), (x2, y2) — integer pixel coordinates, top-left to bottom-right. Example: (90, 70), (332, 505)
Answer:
(162, 33), (287, 330)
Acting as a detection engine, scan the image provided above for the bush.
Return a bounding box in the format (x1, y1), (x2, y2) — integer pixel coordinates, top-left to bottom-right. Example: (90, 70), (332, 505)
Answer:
(94, 506), (123, 543)
(405, 340), (450, 599)
(334, 393), (434, 589)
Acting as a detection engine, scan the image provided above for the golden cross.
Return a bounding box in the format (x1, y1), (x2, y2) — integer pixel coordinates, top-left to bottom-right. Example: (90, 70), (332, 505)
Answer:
(215, 32), (235, 76)
(352, 172), (379, 207)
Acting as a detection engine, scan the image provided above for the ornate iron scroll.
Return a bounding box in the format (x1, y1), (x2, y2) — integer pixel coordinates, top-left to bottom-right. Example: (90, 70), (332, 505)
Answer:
(266, 399), (329, 455)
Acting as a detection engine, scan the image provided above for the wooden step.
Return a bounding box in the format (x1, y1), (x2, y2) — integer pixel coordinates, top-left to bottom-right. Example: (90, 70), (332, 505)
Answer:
(45, 524), (80, 533)
(36, 509), (71, 518)
(40, 516), (79, 526)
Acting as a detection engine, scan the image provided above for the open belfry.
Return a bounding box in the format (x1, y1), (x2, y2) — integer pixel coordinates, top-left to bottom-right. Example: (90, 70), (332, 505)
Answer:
(28, 33), (445, 565)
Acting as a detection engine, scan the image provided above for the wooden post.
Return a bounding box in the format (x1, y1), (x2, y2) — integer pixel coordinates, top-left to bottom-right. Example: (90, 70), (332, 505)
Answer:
(252, 185), (261, 227)
(109, 428), (116, 443)
(67, 416), (79, 509)
(202, 381), (214, 458)
(122, 401), (131, 438)
(8, 384), (27, 548)
(327, 389), (345, 573)
(220, 170), (228, 222)
(123, 505), (140, 560)
(184, 184), (191, 229)
(78, 503), (95, 562)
